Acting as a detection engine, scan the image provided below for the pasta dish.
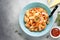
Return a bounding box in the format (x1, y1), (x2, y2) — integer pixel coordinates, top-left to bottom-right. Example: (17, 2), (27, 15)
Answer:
(24, 8), (49, 32)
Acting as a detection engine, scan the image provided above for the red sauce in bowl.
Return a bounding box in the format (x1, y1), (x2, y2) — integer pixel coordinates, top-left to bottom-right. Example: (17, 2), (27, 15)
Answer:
(51, 28), (60, 37)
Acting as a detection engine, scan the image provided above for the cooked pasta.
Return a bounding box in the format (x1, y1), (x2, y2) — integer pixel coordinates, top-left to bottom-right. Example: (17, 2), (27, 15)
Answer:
(24, 8), (49, 32)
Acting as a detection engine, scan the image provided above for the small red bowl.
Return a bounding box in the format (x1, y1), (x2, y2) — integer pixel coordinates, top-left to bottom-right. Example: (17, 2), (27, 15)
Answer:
(50, 27), (60, 38)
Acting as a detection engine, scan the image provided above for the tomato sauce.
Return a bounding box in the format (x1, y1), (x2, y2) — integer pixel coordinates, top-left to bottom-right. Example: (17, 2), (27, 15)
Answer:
(51, 28), (60, 37)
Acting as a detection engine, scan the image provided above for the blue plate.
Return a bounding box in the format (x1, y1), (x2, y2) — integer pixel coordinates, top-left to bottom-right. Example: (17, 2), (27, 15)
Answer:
(19, 2), (54, 37)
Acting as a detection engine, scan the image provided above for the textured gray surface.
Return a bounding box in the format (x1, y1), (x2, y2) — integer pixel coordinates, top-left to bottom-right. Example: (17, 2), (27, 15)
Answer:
(0, 0), (24, 40)
(0, 0), (60, 40)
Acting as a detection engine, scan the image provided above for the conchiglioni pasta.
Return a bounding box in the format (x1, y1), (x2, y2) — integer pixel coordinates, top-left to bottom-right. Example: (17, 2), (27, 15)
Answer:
(24, 8), (49, 32)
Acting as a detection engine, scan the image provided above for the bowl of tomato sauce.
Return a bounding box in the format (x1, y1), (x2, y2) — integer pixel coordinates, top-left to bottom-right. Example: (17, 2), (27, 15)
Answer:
(50, 27), (60, 38)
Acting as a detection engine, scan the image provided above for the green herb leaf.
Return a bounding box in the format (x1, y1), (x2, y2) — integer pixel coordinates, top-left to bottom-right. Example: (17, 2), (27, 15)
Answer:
(55, 11), (60, 26)
(15, 30), (18, 33)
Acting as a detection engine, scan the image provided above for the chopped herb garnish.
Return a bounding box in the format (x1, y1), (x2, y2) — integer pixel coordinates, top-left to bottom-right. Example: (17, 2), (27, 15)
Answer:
(15, 30), (18, 32)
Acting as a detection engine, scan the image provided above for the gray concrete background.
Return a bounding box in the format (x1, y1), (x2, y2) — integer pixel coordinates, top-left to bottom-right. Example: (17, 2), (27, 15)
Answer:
(0, 0), (60, 40)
